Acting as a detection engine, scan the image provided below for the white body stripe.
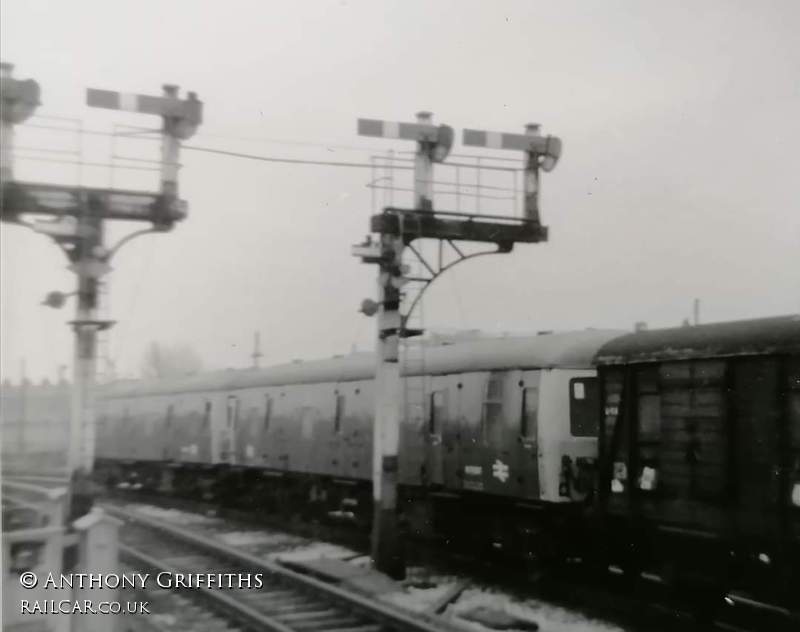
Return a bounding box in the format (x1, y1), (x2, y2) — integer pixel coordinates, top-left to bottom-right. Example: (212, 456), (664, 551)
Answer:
(383, 121), (400, 139)
(118, 93), (139, 112)
(486, 131), (503, 149)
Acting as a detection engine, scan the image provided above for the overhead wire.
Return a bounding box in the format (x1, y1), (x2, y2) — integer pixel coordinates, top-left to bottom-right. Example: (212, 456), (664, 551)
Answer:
(181, 144), (412, 170)
(182, 144), (522, 173)
(14, 116), (526, 377)
(20, 120), (524, 172)
(195, 130), (386, 154)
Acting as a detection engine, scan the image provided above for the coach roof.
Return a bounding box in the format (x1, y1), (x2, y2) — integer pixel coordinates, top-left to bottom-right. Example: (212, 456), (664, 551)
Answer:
(594, 314), (800, 366)
(103, 329), (623, 398)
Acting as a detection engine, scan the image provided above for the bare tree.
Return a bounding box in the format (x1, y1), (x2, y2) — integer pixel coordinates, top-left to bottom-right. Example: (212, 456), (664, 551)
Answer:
(141, 342), (203, 379)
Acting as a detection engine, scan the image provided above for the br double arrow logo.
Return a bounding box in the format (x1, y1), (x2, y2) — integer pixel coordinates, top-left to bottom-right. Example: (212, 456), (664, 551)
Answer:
(492, 459), (509, 483)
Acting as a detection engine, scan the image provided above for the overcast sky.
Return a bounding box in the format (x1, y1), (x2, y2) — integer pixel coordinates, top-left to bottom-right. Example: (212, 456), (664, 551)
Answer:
(2, 0), (798, 383)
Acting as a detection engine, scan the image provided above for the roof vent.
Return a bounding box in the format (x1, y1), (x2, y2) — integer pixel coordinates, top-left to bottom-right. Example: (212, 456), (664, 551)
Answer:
(634, 321), (648, 332)
(536, 330), (553, 336)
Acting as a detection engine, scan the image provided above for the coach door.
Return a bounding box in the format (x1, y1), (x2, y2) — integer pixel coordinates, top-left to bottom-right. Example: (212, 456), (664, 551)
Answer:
(518, 371), (541, 499)
(221, 394), (239, 464)
(425, 376), (448, 487)
(787, 357), (800, 539)
(733, 357), (782, 539)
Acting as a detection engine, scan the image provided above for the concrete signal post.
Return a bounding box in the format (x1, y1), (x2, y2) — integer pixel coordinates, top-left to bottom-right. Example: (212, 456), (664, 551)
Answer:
(0, 69), (202, 516)
(354, 112), (453, 578)
(352, 114), (562, 579)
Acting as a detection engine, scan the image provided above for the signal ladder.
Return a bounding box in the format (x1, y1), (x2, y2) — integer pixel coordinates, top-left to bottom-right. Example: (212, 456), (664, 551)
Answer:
(95, 278), (115, 383)
(399, 213), (430, 433)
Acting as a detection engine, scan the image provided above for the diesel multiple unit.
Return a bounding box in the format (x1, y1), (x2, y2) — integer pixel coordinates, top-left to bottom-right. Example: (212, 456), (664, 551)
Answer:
(3, 315), (798, 609)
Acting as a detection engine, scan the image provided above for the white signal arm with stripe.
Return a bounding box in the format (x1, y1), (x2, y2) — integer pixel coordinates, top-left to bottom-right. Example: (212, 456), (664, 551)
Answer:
(462, 126), (562, 171)
(86, 85), (203, 198)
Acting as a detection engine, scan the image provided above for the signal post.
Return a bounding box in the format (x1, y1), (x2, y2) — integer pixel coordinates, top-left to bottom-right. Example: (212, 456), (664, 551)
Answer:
(463, 123), (562, 222)
(353, 114), (561, 578)
(1, 68), (202, 510)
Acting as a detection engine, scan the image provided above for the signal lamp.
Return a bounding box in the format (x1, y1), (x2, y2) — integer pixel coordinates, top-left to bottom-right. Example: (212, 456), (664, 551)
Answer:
(42, 291), (69, 309)
(0, 63), (41, 124)
(359, 298), (380, 317)
(431, 124), (454, 163)
(540, 136), (562, 172)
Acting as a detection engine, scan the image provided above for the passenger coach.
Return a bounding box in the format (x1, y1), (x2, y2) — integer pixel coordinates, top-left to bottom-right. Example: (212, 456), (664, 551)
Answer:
(96, 329), (622, 555)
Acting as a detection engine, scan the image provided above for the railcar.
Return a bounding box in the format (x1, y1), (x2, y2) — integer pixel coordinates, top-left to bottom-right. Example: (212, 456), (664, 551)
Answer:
(95, 328), (621, 557)
(593, 314), (800, 606)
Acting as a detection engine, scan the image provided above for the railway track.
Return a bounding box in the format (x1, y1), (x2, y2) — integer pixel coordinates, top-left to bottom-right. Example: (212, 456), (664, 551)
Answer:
(107, 505), (456, 632)
(106, 493), (800, 632)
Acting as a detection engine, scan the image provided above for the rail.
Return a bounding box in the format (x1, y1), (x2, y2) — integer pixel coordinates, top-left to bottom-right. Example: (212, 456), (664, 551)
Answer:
(105, 504), (457, 632)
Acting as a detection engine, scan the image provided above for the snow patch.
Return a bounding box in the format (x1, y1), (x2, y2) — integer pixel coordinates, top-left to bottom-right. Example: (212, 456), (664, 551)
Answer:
(270, 542), (358, 562)
(380, 568), (625, 632)
(450, 587), (625, 632)
(348, 555), (373, 568)
(151, 613), (178, 625)
(381, 568), (465, 614)
(383, 581), (460, 613)
(218, 530), (297, 547)
(127, 504), (220, 526)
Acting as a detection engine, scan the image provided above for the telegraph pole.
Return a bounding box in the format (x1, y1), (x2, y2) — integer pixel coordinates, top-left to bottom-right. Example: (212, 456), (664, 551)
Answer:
(354, 115), (560, 578)
(1, 72), (202, 498)
(251, 331), (263, 368)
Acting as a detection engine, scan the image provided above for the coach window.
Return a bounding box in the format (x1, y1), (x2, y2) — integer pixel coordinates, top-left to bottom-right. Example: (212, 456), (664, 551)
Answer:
(636, 368), (661, 492)
(264, 395), (273, 430)
(226, 396), (239, 428)
(520, 387), (538, 438)
(636, 368), (661, 443)
(569, 377), (599, 437)
(334, 394), (345, 433)
(429, 391), (446, 435)
(203, 401), (212, 426)
(482, 371), (505, 445)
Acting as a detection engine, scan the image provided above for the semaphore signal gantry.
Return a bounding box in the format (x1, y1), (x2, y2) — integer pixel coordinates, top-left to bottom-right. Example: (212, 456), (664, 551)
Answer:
(351, 111), (562, 579)
(0, 61), (203, 484)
